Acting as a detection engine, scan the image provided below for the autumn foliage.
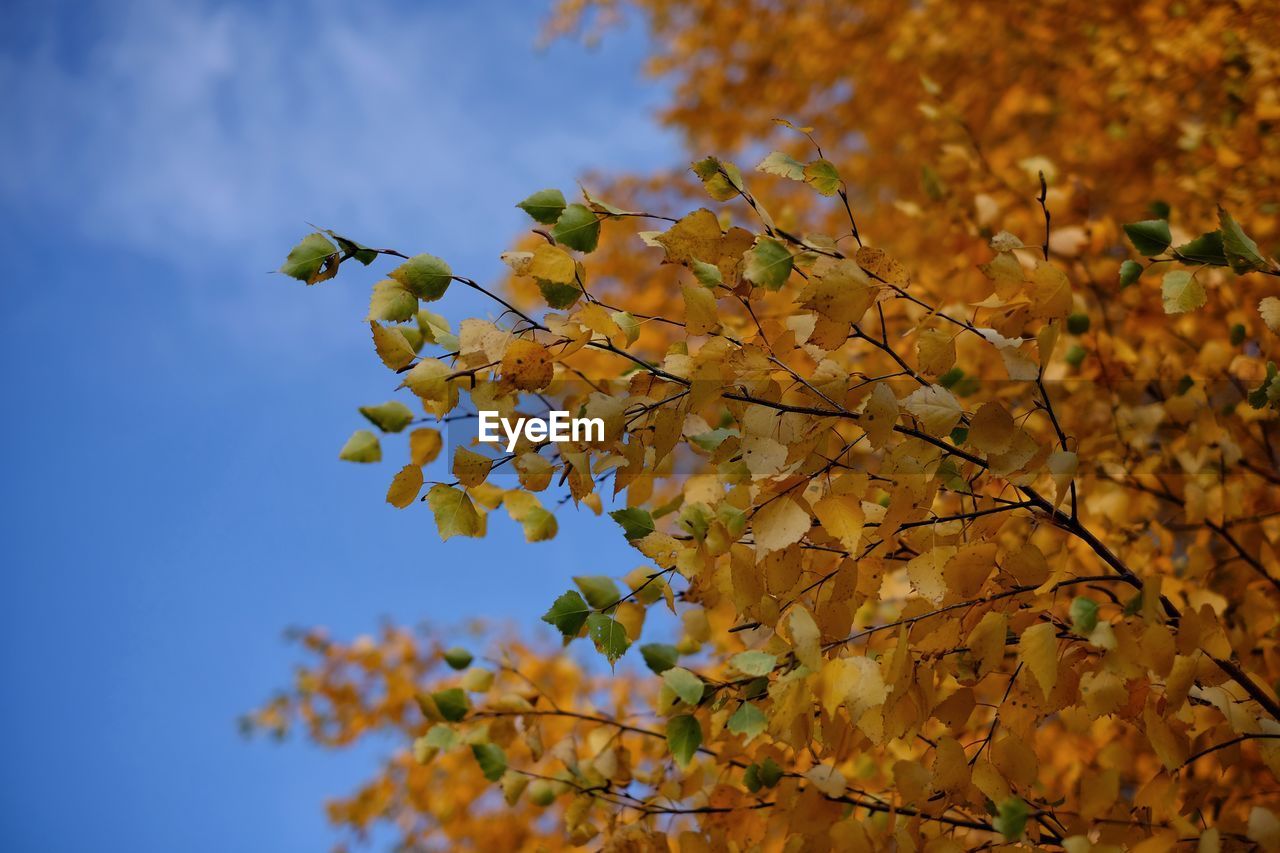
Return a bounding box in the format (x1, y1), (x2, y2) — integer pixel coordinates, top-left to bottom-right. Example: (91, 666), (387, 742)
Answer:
(251, 1), (1280, 849)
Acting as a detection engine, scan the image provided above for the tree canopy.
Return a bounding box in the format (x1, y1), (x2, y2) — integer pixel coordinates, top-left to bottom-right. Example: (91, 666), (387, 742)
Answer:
(249, 2), (1280, 849)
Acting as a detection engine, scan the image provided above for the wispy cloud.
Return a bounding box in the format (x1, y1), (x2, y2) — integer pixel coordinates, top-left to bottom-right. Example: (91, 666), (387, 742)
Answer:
(0, 0), (678, 268)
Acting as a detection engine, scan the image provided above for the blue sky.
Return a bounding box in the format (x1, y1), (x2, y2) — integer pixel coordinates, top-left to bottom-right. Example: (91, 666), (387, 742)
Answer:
(0, 1), (681, 850)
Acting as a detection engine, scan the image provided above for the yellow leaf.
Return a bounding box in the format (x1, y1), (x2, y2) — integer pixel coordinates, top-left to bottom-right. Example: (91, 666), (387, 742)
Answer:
(426, 484), (481, 540)
(501, 339), (554, 391)
(1004, 542), (1050, 586)
(528, 243), (577, 284)
(787, 605), (822, 671)
(862, 382), (899, 448)
(916, 328), (956, 375)
(1249, 807), (1280, 851)
(1030, 259), (1072, 319)
(992, 732), (1038, 787)
(804, 763), (846, 797)
(386, 464), (424, 508)
(967, 611), (1007, 678)
(452, 447), (492, 488)
(943, 542), (996, 599)
(1047, 449), (1078, 507)
(1161, 270), (1205, 314)
(1037, 321), (1060, 368)
(681, 283), (719, 336)
(1019, 622), (1059, 699)
(969, 402), (1015, 455)
(931, 736), (970, 794)
(577, 303), (625, 348)
(893, 759), (930, 804)
(1143, 703), (1188, 770)
(1260, 297), (1280, 334)
(741, 435), (788, 480)
(902, 385), (962, 436)
(906, 546), (955, 604)
(402, 358), (450, 402)
(752, 496), (811, 554)
(855, 246), (908, 285)
(801, 258), (875, 323)
(409, 428), (443, 466)
(370, 322), (416, 371)
(515, 453), (553, 491)
(1080, 670), (1126, 718)
(813, 494), (865, 553)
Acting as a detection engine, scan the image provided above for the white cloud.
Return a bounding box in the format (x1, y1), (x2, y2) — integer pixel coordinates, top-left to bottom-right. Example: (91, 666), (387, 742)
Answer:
(0, 0), (678, 267)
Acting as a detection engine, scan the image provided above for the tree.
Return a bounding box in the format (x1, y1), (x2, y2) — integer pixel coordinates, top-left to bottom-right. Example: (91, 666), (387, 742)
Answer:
(249, 3), (1280, 849)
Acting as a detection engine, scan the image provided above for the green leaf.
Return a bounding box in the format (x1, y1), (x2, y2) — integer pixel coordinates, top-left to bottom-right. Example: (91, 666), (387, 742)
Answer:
(1123, 219), (1172, 257)
(537, 280), (581, 310)
(744, 756), (783, 792)
(690, 427), (737, 451)
(358, 401), (415, 433)
(1249, 363), (1279, 410)
(691, 156), (743, 202)
(471, 743), (507, 782)
(581, 186), (635, 216)
(552, 203), (601, 253)
(324, 229), (378, 265)
(640, 643), (680, 674)
(729, 650), (777, 677)
(718, 504), (747, 537)
(743, 238), (794, 290)
(443, 647), (473, 670)
(279, 232), (338, 282)
(390, 254), (453, 301)
(574, 575), (621, 609)
(516, 189), (566, 224)
(609, 507), (656, 541)
(690, 258), (723, 288)
(432, 687), (469, 722)
(938, 367), (965, 388)
(1219, 207), (1270, 274)
(528, 780), (556, 806)
(727, 702), (767, 742)
(367, 280), (418, 322)
(519, 506), (558, 543)
(678, 503), (712, 540)
(338, 429), (381, 463)
(423, 723), (458, 750)
(1161, 269), (1206, 314)
(417, 309), (453, 346)
(921, 164), (945, 201)
(541, 590), (590, 638)
(666, 714), (702, 767)
(993, 797), (1030, 841)
(1070, 596), (1099, 635)
(758, 756), (783, 786)
(662, 667), (705, 706)
(1173, 230), (1228, 266)
(1066, 313), (1090, 335)
(585, 612), (630, 664)
(803, 158), (842, 196)
(426, 484), (482, 540)
(1118, 259), (1143, 289)
(755, 151), (805, 181)
(612, 310), (641, 345)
